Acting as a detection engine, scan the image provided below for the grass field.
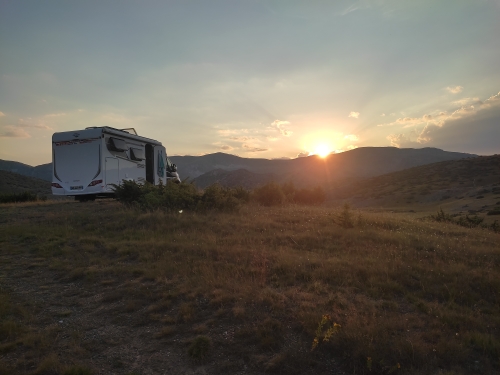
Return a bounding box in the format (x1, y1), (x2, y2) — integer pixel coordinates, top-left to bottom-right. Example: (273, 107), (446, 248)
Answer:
(0, 200), (499, 374)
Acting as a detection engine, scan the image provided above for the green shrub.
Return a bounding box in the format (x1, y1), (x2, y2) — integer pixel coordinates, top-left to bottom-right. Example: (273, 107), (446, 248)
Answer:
(199, 184), (241, 212)
(254, 182), (285, 206)
(113, 180), (248, 212)
(111, 180), (142, 204)
(429, 209), (499, 232)
(254, 182), (326, 206)
(293, 186), (326, 205)
(0, 191), (39, 204)
(337, 203), (354, 228)
(430, 208), (454, 222)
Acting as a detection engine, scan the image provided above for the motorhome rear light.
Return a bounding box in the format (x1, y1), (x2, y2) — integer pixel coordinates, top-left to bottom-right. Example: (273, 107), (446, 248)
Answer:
(51, 183), (63, 188)
(88, 179), (103, 187)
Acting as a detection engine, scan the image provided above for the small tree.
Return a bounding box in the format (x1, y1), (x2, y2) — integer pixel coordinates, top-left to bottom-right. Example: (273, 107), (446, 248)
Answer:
(254, 182), (285, 206)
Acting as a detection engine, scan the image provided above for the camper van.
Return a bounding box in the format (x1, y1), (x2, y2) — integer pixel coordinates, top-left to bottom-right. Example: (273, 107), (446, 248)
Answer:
(51, 127), (180, 201)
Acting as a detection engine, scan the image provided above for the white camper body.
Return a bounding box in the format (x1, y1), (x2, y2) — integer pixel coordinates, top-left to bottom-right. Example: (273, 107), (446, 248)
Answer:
(52, 127), (176, 199)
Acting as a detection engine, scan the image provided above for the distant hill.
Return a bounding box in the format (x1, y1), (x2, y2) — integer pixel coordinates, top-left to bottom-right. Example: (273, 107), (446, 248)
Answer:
(331, 154), (500, 208)
(192, 169), (274, 189)
(0, 160), (52, 181)
(0, 170), (51, 197)
(173, 147), (475, 188)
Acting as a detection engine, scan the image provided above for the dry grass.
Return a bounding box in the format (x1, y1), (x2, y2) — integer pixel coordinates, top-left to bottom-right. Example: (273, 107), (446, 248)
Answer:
(0, 199), (499, 374)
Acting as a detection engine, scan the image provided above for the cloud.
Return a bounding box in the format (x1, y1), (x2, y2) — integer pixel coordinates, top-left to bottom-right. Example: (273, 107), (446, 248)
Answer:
(378, 111), (448, 128)
(446, 86), (464, 94)
(341, 4), (359, 15)
(243, 144), (268, 152)
(44, 112), (66, 118)
(346, 145), (358, 150)
(296, 151), (309, 158)
(0, 126), (31, 138)
(266, 136), (279, 141)
(378, 116), (419, 127)
(381, 113), (386, 117)
(416, 103), (500, 154)
(452, 97), (482, 107)
(0, 111), (5, 117)
(344, 134), (359, 142)
(270, 120), (292, 137)
(387, 133), (419, 148)
(385, 90), (500, 153)
(219, 144), (234, 151)
(17, 119), (53, 130)
(228, 136), (256, 142)
(348, 111), (360, 119)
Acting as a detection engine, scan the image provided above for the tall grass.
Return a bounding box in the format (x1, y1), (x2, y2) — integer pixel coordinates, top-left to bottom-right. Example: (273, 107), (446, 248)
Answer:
(0, 191), (42, 204)
(1, 201), (499, 374)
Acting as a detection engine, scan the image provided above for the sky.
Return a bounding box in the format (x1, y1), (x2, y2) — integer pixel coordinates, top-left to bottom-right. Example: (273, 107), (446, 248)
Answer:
(1, 0), (499, 166)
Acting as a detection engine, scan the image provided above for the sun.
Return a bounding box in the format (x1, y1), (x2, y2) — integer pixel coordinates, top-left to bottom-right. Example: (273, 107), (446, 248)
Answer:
(314, 144), (331, 158)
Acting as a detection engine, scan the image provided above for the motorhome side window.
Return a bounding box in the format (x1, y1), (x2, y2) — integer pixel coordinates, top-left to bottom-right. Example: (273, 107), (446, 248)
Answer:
(130, 148), (144, 161)
(108, 137), (128, 151)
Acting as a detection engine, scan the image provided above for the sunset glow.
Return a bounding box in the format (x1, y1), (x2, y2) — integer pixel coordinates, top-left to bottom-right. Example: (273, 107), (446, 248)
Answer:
(314, 144), (331, 158)
(0, 2), (499, 165)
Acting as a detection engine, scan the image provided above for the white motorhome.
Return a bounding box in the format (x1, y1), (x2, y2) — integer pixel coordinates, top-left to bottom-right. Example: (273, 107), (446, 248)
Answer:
(51, 127), (180, 201)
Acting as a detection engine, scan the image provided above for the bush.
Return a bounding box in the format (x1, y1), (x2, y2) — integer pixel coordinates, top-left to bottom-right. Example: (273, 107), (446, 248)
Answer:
(429, 209), (499, 232)
(0, 191), (40, 204)
(430, 208), (454, 223)
(253, 182), (285, 206)
(293, 186), (326, 205)
(336, 203), (354, 228)
(254, 182), (326, 206)
(113, 180), (248, 212)
(199, 184), (242, 211)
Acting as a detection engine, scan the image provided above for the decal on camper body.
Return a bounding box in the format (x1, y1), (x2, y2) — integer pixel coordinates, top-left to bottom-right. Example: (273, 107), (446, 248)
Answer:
(157, 150), (165, 177)
(54, 138), (100, 146)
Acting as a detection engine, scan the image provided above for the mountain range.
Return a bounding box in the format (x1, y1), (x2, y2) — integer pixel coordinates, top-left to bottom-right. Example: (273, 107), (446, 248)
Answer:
(174, 147), (475, 188)
(0, 147), (475, 189)
(0, 159), (53, 182)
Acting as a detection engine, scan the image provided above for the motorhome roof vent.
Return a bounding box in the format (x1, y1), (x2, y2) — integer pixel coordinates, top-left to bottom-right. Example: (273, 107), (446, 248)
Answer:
(130, 148), (145, 161)
(109, 137), (128, 152)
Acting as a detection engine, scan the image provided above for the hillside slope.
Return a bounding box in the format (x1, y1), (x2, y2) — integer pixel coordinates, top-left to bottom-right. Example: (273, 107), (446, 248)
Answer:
(331, 154), (500, 213)
(0, 159), (52, 181)
(0, 170), (51, 196)
(192, 168), (274, 189)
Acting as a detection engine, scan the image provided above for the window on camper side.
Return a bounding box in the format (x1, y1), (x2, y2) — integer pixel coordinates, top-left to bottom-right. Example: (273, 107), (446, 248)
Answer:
(130, 148), (145, 161)
(108, 137), (128, 152)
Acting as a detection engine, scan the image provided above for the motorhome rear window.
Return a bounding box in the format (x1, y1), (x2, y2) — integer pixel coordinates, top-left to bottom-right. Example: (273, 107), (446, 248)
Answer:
(109, 137), (128, 152)
(130, 148), (144, 161)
